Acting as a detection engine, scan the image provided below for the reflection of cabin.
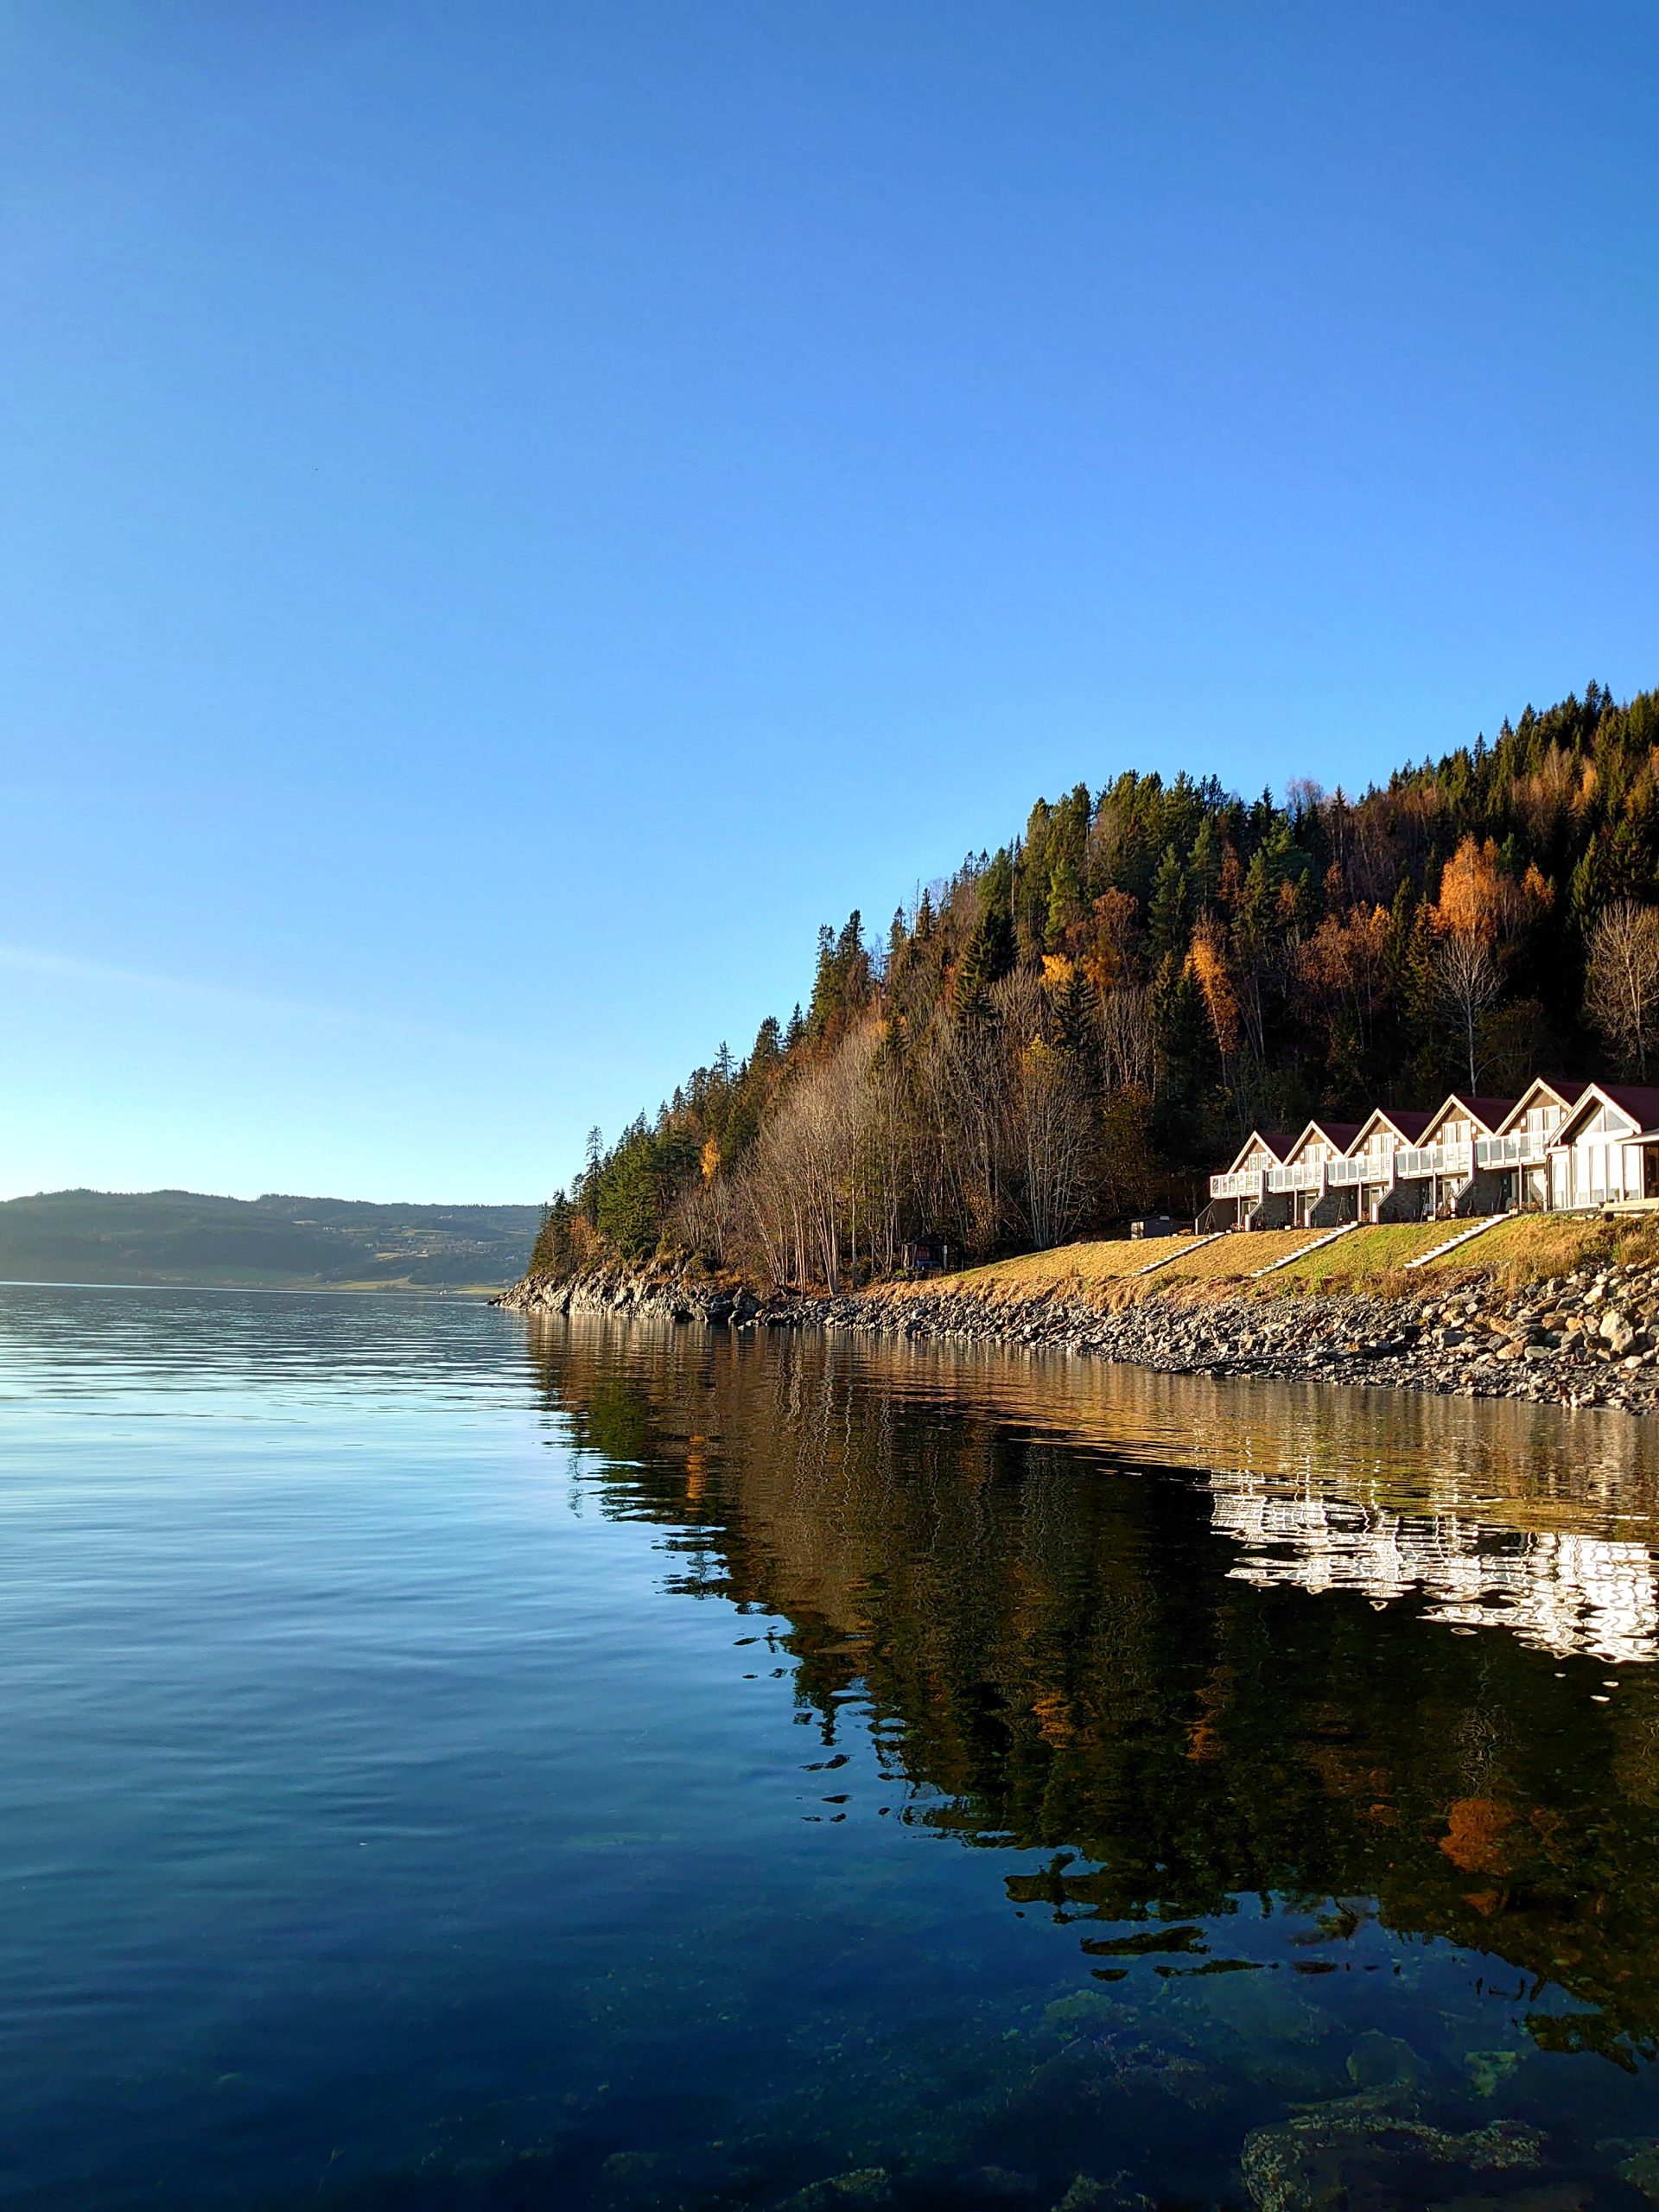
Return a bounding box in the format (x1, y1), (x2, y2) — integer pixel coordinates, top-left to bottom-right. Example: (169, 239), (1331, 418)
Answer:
(1205, 1130), (1295, 1229)
(902, 1235), (950, 1277)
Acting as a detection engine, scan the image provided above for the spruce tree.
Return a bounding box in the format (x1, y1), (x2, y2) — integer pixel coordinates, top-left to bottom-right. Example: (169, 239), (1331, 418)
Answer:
(1147, 845), (1189, 961)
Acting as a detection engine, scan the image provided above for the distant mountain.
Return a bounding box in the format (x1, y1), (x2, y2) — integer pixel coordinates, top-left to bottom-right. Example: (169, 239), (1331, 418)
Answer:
(0, 1189), (542, 1291)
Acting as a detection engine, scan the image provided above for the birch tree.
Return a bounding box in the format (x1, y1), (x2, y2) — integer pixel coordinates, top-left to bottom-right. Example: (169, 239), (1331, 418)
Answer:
(1586, 901), (1659, 1078)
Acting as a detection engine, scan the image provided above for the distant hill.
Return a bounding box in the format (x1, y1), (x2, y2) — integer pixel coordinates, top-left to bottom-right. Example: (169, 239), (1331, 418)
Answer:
(0, 1189), (542, 1292)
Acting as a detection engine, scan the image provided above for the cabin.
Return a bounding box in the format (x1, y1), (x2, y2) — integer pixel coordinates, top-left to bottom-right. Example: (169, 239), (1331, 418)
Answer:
(1478, 1078), (1589, 1211)
(1384, 1094), (1517, 1219)
(1548, 1084), (1659, 1211)
(1268, 1118), (1363, 1229)
(1203, 1074), (1659, 1230)
(1336, 1107), (1435, 1223)
(1205, 1130), (1296, 1229)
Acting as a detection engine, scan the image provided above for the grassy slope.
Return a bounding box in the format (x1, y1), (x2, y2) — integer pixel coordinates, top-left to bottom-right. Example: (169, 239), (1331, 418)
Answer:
(891, 1214), (1659, 1311)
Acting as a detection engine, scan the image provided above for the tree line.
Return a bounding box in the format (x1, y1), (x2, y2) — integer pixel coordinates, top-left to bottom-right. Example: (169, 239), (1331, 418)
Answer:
(534, 681), (1659, 1287)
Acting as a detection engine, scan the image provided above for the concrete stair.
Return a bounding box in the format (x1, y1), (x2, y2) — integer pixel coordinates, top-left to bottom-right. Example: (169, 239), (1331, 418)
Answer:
(1403, 1211), (1513, 1269)
(1248, 1220), (1359, 1280)
(1131, 1229), (1225, 1277)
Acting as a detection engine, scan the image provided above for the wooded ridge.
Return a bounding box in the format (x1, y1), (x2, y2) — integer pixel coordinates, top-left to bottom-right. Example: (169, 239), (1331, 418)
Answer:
(537, 683), (1659, 1289)
(1, 1189), (541, 1290)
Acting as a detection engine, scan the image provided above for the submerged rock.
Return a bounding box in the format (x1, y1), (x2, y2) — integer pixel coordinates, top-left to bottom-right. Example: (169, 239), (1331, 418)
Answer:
(1051, 2175), (1155, 2211)
(778, 2170), (893, 2211)
(1466, 2048), (1525, 2099)
(1240, 2096), (1542, 2211)
(1344, 2031), (1424, 2092)
(1604, 2139), (1659, 2201)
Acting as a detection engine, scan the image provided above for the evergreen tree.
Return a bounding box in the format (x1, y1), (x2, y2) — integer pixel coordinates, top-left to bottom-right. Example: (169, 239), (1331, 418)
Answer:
(1147, 845), (1189, 960)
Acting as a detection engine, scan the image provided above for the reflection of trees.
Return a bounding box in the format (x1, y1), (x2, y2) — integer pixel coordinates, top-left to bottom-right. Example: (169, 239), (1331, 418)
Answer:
(526, 1318), (1659, 2061)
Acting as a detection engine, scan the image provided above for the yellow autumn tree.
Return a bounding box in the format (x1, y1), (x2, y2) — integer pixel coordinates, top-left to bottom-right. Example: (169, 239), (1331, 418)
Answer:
(1432, 836), (1510, 943)
(1186, 916), (1239, 1058)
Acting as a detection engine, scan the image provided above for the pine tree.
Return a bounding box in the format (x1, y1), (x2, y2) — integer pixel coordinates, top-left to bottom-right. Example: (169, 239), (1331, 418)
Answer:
(1147, 845), (1189, 961)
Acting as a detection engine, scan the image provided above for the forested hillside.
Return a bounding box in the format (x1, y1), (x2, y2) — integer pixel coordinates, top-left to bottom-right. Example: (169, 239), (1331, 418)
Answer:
(0, 1191), (540, 1290)
(538, 683), (1659, 1288)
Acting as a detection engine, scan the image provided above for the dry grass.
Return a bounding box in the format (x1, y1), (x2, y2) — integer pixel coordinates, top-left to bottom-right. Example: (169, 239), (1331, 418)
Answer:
(963, 1227), (1333, 1300)
(891, 1211), (1659, 1313)
(1266, 1221), (1450, 1290)
(1425, 1213), (1604, 1287)
(928, 1236), (1200, 1297)
(1151, 1229), (1307, 1284)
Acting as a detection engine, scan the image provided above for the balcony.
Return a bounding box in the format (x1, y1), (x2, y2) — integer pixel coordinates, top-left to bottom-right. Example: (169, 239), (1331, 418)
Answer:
(1395, 1141), (1473, 1179)
(1209, 1169), (1265, 1200)
(1266, 1162), (1322, 1193)
(1325, 1157), (1368, 1185)
(1474, 1132), (1548, 1168)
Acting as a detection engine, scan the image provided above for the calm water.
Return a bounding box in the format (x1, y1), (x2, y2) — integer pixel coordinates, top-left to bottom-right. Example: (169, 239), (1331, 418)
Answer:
(6, 1288), (1659, 2210)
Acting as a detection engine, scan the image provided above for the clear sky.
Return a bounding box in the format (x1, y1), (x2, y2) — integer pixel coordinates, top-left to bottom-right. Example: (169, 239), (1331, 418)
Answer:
(3, 2), (1656, 1204)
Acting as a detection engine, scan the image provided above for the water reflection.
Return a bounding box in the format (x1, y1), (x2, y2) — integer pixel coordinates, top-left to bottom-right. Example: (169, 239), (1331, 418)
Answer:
(526, 1315), (1659, 2084)
(8, 1285), (1659, 2210)
(1213, 1483), (1659, 1663)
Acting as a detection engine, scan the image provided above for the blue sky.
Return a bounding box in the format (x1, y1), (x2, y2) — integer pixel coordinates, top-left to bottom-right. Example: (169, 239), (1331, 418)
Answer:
(3, 2), (1656, 1204)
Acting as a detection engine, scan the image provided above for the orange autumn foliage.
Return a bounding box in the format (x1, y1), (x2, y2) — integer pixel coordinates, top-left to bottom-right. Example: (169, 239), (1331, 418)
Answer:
(1186, 917), (1240, 1058)
(1439, 1796), (1517, 1876)
(1433, 836), (1511, 944)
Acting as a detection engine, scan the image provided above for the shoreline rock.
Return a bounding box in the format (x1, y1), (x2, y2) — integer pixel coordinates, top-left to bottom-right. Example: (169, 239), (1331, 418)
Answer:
(497, 1256), (1659, 1418)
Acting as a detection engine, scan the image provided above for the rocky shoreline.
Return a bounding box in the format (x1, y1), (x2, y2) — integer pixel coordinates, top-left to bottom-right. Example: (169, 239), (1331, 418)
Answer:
(498, 1254), (1659, 1416)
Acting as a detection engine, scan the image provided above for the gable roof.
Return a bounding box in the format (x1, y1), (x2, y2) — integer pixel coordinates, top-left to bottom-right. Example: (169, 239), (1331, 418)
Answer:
(1223, 1128), (1296, 1174)
(1350, 1105), (1435, 1149)
(1556, 1082), (1659, 1145)
(1284, 1117), (1364, 1161)
(1496, 1077), (1590, 1133)
(1421, 1092), (1518, 1141)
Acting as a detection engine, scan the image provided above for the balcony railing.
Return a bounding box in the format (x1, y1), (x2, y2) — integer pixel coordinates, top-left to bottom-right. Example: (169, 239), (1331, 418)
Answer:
(1395, 1141), (1473, 1180)
(1209, 1169), (1266, 1200)
(1212, 1129), (1578, 1203)
(1267, 1162), (1322, 1192)
(1474, 1132), (1548, 1168)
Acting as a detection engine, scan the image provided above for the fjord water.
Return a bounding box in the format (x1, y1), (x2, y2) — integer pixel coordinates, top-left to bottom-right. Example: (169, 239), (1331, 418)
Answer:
(6, 1293), (1659, 2209)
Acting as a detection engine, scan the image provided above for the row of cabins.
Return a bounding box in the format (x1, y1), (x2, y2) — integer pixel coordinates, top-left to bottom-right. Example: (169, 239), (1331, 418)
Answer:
(1205, 1078), (1659, 1231)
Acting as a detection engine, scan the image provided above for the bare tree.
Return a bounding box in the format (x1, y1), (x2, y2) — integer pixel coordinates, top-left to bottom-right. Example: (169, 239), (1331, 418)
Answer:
(1586, 901), (1659, 1078)
(1434, 932), (1503, 1092)
(992, 972), (1094, 1249)
(1098, 985), (1157, 1095)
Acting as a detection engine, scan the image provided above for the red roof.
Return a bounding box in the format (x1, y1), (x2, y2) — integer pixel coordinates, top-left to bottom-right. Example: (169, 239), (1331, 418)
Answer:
(1586, 1084), (1659, 1133)
(1497, 1077), (1590, 1132)
(1371, 1107), (1433, 1142)
(1448, 1095), (1520, 1133)
(1224, 1128), (1298, 1173)
(1304, 1119), (1363, 1150)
